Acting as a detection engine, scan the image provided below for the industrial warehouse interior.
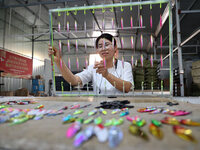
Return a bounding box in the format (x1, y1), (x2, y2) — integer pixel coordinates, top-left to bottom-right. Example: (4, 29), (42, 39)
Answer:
(0, 0), (200, 150)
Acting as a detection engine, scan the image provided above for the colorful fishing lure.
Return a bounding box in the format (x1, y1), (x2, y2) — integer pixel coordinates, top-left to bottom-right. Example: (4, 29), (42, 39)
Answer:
(149, 123), (163, 140)
(108, 126), (123, 148)
(129, 124), (149, 141)
(66, 122), (81, 138)
(180, 119), (200, 126)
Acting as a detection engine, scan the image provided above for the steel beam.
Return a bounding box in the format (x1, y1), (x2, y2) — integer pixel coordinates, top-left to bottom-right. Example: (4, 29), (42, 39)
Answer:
(175, 0), (184, 96)
(181, 10), (200, 14)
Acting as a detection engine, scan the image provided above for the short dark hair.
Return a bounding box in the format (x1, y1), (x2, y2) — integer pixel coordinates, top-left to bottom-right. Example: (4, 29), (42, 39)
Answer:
(96, 33), (116, 48)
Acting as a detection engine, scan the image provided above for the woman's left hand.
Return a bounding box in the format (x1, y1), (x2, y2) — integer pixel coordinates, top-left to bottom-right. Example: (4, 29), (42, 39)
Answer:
(94, 61), (108, 77)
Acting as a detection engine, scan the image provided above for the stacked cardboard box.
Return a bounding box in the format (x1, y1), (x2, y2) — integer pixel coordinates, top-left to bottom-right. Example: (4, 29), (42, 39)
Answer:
(133, 59), (159, 90)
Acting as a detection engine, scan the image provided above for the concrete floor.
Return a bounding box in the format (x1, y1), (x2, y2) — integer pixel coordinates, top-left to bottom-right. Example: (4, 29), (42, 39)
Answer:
(0, 96), (200, 150)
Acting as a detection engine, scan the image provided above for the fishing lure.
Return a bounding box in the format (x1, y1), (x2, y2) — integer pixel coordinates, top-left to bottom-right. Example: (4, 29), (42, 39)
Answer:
(140, 34), (143, 49)
(73, 109), (83, 115)
(131, 36), (134, 49)
(111, 18), (114, 29)
(67, 40), (70, 52)
(161, 117), (179, 125)
(94, 117), (102, 125)
(66, 122), (81, 138)
(108, 126), (123, 148)
(35, 105), (44, 109)
(104, 119), (114, 127)
(112, 118), (124, 126)
(140, 15), (143, 28)
(74, 126), (94, 147)
(130, 16), (133, 29)
(141, 54), (143, 67)
(170, 110), (191, 116)
(129, 124), (149, 141)
(120, 111), (129, 117)
(102, 18), (105, 30)
(10, 117), (29, 125)
(99, 108), (107, 115)
(132, 119), (146, 127)
(150, 15), (152, 29)
(88, 109), (97, 116)
(121, 17), (123, 29)
(70, 104), (80, 109)
(150, 54), (153, 67)
(160, 34), (162, 49)
(75, 20), (77, 31)
(94, 124), (108, 143)
(149, 123), (163, 140)
(180, 119), (200, 126)
(83, 117), (94, 124)
(173, 125), (197, 143)
(58, 22), (60, 32)
(67, 21), (69, 32)
(112, 109), (121, 115)
(151, 119), (162, 127)
(150, 34), (153, 48)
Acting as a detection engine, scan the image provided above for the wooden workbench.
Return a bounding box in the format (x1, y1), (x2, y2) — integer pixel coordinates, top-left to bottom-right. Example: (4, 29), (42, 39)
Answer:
(0, 96), (200, 150)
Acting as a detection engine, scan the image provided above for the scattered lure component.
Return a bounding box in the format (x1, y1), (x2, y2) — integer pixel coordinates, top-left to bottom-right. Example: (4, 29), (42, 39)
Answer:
(70, 104), (80, 109)
(35, 105), (44, 109)
(108, 126), (123, 148)
(74, 126), (94, 147)
(67, 21), (69, 32)
(150, 54), (153, 67)
(126, 116), (140, 122)
(151, 119), (162, 127)
(160, 54), (163, 68)
(140, 34), (143, 48)
(34, 114), (44, 120)
(76, 118), (84, 124)
(111, 18), (114, 29)
(73, 110), (83, 115)
(68, 57), (71, 70)
(130, 16), (133, 29)
(94, 117), (102, 125)
(180, 119), (200, 126)
(140, 54), (143, 67)
(66, 122), (81, 138)
(120, 111), (129, 117)
(150, 35), (153, 48)
(104, 119), (114, 127)
(137, 107), (156, 113)
(173, 125), (197, 143)
(149, 123), (163, 140)
(132, 119), (146, 127)
(96, 100), (134, 109)
(67, 40), (70, 52)
(88, 109), (97, 116)
(113, 118), (124, 126)
(83, 117), (94, 124)
(150, 15), (153, 29)
(58, 22), (60, 32)
(140, 15), (143, 28)
(167, 102), (179, 106)
(63, 115), (76, 124)
(170, 110), (191, 116)
(129, 125), (149, 141)
(120, 17), (123, 29)
(131, 36), (134, 49)
(94, 124), (108, 143)
(76, 57), (79, 70)
(99, 108), (107, 115)
(161, 117), (179, 125)
(10, 117), (29, 125)
(79, 104), (91, 109)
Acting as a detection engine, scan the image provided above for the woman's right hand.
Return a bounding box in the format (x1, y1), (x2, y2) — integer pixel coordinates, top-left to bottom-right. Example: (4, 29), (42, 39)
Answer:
(48, 44), (60, 64)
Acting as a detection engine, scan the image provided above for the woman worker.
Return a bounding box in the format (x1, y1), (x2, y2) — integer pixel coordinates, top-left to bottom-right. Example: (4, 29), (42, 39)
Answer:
(48, 33), (133, 95)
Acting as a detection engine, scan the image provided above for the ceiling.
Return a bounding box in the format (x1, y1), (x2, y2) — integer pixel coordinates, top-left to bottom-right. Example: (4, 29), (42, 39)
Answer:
(0, 0), (200, 56)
